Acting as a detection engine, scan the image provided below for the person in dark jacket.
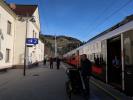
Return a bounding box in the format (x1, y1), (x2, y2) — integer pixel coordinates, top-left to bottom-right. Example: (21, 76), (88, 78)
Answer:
(43, 58), (46, 65)
(56, 57), (61, 69)
(49, 57), (53, 69)
(80, 54), (92, 95)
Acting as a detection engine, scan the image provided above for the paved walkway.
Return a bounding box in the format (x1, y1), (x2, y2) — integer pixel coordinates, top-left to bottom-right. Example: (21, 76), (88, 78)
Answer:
(0, 62), (116, 100)
(0, 63), (68, 100)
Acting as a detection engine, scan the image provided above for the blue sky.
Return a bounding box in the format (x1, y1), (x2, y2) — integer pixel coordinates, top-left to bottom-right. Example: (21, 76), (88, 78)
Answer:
(6, 0), (133, 41)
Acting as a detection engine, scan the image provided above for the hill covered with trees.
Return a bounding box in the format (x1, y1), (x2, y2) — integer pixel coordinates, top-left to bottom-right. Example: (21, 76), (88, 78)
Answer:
(40, 34), (83, 57)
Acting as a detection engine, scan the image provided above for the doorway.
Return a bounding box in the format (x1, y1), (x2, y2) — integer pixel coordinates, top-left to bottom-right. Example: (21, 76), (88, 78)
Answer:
(107, 36), (122, 89)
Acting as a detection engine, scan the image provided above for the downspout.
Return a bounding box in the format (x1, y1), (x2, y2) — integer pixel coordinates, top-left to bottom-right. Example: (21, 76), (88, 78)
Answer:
(12, 17), (17, 68)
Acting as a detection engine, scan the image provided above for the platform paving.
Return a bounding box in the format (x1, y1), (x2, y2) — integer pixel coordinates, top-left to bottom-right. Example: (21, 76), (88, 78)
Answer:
(0, 62), (129, 100)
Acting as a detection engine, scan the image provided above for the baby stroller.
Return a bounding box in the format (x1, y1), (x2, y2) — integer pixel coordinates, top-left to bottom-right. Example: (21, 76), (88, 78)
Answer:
(65, 68), (87, 100)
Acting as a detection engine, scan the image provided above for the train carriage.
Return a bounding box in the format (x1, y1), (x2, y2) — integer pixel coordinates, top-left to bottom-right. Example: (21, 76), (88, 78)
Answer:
(63, 15), (133, 96)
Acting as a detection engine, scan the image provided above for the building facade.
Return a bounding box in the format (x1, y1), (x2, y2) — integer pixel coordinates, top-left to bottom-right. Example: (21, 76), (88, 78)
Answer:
(0, 1), (44, 69)
(12, 4), (43, 68)
(0, 1), (16, 69)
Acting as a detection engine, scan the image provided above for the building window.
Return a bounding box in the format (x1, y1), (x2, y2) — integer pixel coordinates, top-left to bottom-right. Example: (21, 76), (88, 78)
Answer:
(33, 30), (35, 38)
(35, 33), (37, 38)
(7, 21), (12, 35)
(33, 30), (37, 38)
(0, 14), (1, 27)
(5, 49), (10, 63)
(0, 14), (1, 50)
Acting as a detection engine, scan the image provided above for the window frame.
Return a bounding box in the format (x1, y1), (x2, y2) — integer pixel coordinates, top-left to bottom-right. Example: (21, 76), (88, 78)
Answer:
(7, 20), (12, 35)
(5, 48), (10, 63)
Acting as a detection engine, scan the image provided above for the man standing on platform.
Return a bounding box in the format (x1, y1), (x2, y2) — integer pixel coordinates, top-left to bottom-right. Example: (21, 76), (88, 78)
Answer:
(80, 54), (92, 95)
(56, 57), (61, 69)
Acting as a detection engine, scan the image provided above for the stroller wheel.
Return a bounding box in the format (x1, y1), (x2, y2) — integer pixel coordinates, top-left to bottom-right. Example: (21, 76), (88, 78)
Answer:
(82, 89), (90, 100)
(66, 81), (72, 99)
(68, 93), (71, 100)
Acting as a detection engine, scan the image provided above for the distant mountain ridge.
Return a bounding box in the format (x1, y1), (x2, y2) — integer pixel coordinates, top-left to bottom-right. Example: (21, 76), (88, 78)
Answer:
(44, 35), (81, 42)
(39, 34), (83, 56)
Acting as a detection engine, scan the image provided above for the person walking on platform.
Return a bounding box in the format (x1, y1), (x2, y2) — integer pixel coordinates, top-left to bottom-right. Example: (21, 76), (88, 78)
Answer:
(49, 57), (53, 69)
(43, 58), (46, 65)
(56, 57), (61, 69)
(80, 54), (92, 96)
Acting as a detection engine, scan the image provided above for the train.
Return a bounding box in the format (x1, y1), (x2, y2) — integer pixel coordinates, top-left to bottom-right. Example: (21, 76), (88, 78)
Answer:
(63, 14), (133, 96)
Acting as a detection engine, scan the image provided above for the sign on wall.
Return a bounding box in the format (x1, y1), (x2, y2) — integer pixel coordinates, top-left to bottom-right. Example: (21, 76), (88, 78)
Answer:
(26, 38), (38, 46)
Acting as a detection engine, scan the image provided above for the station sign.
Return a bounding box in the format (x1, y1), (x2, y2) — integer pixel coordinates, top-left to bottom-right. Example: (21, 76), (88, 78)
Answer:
(26, 38), (38, 46)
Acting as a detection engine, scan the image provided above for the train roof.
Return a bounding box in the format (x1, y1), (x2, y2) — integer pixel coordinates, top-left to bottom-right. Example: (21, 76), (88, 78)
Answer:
(64, 14), (133, 56)
(87, 14), (133, 43)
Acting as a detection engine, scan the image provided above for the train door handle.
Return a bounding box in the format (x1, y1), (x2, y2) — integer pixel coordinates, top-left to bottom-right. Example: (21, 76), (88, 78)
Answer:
(126, 71), (132, 75)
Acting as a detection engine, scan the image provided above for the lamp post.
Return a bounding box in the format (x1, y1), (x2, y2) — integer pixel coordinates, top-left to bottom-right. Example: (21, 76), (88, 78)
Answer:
(18, 15), (35, 76)
(55, 34), (57, 58)
(23, 18), (28, 76)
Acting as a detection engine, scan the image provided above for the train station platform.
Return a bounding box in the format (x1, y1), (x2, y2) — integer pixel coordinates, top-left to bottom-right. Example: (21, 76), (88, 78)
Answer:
(90, 77), (132, 100)
(63, 63), (133, 100)
(0, 62), (132, 100)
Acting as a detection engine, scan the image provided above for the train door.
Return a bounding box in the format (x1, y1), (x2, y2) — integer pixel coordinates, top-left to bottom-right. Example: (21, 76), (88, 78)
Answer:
(123, 30), (133, 96)
(107, 35), (122, 89)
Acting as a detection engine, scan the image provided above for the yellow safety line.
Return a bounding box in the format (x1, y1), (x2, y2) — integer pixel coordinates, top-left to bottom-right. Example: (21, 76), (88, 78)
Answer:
(90, 80), (120, 100)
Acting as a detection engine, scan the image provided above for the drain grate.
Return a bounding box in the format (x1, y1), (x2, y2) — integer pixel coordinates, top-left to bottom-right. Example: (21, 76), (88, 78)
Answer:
(32, 74), (39, 76)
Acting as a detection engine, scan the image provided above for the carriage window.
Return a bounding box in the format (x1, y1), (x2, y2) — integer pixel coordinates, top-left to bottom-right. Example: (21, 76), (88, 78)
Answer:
(123, 30), (133, 66)
(101, 40), (107, 64)
(72, 57), (75, 60)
